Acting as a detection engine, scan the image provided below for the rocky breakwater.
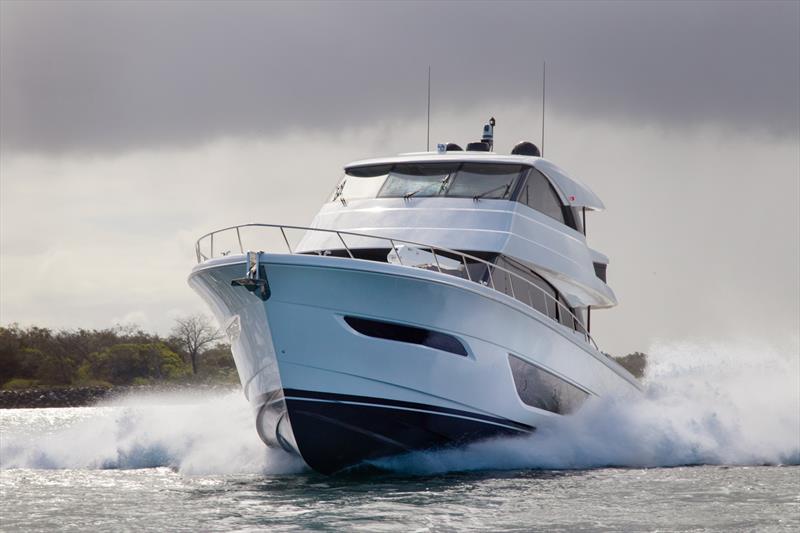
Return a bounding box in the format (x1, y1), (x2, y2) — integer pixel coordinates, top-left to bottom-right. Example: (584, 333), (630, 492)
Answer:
(0, 384), (239, 409)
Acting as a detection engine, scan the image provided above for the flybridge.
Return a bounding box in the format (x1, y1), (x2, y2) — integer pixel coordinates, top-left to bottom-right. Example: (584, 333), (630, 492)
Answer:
(342, 155), (605, 211)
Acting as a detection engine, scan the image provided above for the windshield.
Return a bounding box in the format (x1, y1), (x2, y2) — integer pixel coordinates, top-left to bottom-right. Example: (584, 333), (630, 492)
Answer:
(332, 162), (525, 202)
(445, 163), (522, 199)
(330, 164), (391, 202)
(375, 162), (523, 199)
(378, 163), (458, 198)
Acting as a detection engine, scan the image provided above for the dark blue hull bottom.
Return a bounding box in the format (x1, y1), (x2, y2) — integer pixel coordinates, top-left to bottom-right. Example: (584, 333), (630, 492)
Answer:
(282, 389), (534, 475)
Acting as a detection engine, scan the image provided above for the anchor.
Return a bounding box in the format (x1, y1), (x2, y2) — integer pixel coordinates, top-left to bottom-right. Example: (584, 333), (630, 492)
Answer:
(231, 251), (270, 301)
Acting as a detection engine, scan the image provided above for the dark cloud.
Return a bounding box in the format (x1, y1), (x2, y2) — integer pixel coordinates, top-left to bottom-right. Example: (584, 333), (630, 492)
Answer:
(1, 0), (798, 154)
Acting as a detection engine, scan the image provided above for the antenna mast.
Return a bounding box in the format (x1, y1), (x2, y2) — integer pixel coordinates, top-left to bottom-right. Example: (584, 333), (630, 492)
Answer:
(426, 66), (431, 151)
(541, 61), (546, 157)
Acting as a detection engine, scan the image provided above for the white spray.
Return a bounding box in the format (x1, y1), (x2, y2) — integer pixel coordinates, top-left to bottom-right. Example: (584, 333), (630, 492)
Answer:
(374, 338), (800, 474)
(0, 390), (305, 475)
(1, 338), (797, 475)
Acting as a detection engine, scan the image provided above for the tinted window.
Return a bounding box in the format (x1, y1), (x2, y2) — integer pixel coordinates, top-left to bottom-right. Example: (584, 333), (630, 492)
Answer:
(558, 294), (575, 329)
(593, 262), (607, 283)
(347, 165), (393, 177)
(519, 169), (565, 223)
(492, 256), (558, 319)
(378, 163), (458, 198)
(376, 163), (523, 199)
(508, 354), (589, 414)
(344, 316), (467, 356)
(445, 164), (523, 199)
(333, 165), (392, 201)
(569, 207), (584, 234)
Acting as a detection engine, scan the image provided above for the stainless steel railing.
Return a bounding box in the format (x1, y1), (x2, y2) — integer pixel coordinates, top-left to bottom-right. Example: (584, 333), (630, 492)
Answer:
(195, 223), (598, 349)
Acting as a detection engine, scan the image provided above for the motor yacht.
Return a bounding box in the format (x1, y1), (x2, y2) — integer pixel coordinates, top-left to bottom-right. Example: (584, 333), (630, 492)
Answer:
(189, 120), (642, 474)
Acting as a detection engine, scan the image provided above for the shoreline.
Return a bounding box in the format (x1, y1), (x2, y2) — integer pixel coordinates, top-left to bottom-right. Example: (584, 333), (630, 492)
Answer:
(0, 383), (240, 409)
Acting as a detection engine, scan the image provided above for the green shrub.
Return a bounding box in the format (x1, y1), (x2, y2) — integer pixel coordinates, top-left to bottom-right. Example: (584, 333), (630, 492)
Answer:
(85, 342), (190, 385)
(200, 345), (234, 366)
(2, 378), (41, 390)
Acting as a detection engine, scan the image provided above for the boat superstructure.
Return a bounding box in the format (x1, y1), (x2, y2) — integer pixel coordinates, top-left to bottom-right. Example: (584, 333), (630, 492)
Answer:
(189, 125), (641, 474)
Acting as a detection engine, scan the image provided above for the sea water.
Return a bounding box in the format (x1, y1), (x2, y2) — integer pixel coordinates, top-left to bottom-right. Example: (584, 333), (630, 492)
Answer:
(1, 339), (798, 532)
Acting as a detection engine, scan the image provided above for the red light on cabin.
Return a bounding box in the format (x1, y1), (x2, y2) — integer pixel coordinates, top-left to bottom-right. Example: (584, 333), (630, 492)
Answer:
(569, 195), (576, 201)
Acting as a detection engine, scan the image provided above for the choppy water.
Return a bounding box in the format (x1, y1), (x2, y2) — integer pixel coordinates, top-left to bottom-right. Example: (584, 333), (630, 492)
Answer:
(1, 339), (799, 531)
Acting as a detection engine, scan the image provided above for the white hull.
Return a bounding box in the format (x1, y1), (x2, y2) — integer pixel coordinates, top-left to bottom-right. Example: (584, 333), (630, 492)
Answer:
(190, 253), (640, 473)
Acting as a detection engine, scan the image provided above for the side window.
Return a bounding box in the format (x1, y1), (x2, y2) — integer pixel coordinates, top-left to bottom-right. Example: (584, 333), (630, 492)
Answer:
(519, 169), (565, 224)
(569, 207), (584, 234)
(557, 294), (575, 329)
(494, 256), (557, 319)
(489, 255), (584, 333)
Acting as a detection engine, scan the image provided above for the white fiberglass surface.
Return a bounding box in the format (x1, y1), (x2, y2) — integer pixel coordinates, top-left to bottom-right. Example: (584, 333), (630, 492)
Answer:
(189, 255), (637, 432)
(303, 199), (616, 307)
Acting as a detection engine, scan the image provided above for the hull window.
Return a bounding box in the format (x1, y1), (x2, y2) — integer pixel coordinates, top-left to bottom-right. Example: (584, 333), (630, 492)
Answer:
(508, 354), (589, 414)
(344, 316), (468, 356)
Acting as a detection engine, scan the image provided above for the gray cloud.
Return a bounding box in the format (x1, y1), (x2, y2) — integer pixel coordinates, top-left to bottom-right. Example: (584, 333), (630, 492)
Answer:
(1, 0), (799, 154)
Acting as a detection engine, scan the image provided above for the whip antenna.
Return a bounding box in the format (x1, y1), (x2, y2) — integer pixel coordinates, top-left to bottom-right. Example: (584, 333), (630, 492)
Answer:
(426, 66), (431, 151)
(541, 61), (546, 157)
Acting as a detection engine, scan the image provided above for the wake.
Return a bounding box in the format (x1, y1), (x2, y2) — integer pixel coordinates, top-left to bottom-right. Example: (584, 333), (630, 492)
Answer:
(1, 338), (797, 475)
(375, 338), (800, 474)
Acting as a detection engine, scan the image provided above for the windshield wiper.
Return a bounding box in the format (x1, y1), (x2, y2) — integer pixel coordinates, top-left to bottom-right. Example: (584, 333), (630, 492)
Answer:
(404, 188), (422, 199)
(333, 181), (345, 198)
(473, 181), (512, 201)
(438, 174), (452, 193)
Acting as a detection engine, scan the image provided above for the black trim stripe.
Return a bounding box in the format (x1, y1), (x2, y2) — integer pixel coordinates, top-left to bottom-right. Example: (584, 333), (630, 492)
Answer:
(285, 396), (528, 474)
(282, 388), (534, 432)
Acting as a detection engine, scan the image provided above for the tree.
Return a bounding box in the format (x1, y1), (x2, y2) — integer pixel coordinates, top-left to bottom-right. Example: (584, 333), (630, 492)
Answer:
(0, 325), (25, 384)
(612, 352), (648, 379)
(170, 314), (222, 374)
(84, 342), (189, 385)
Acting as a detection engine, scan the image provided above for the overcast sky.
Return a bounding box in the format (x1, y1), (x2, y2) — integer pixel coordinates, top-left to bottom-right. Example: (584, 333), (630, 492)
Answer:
(1, 0), (798, 356)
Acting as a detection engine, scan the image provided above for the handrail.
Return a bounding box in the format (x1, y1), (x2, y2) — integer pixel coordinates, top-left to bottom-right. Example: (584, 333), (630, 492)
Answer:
(195, 223), (599, 350)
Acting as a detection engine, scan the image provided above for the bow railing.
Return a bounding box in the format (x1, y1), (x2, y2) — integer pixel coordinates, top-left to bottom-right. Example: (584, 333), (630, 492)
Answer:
(195, 223), (598, 349)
